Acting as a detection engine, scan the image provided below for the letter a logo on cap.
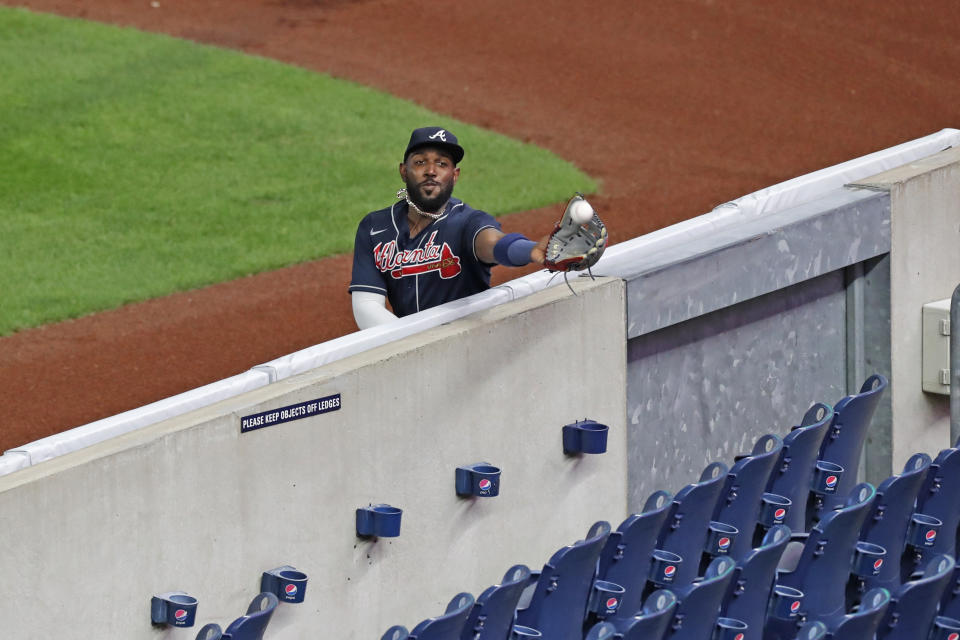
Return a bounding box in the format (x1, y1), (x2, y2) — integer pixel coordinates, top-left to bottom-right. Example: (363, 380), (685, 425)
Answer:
(428, 129), (448, 142)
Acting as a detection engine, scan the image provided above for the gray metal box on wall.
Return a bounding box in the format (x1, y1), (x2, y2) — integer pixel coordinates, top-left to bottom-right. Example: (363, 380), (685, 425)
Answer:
(923, 298), (952, 395)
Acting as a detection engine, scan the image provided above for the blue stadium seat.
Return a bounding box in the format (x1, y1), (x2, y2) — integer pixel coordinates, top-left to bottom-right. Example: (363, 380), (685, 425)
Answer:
(915, 446), (960, 562)
(821, 587), (891, 640)
(793, 620), (828, 639)
(514, 521), (612, 640)
(656, 462), (729, 587)
(768, 483), (877, 633)
(584, 622), (617, 640)
(663, 556), (737, 640)
(875, 554), (955, 640)
(195, 623), (223, 640)
(408, 593), (476, 640)
(599, 589), (677, 640)
(713, 434), (784, 560)
(766, 402), (834, 534)
(200, 592), (277, 640)
(596, 490), (672, 618)
(813, 375), (888, 518)
(855, 453), (932, 592)
(461, 565), (534, 640)
(719, 524), (791, 635)
(941, 565), (960, 621)
(381, 626), (410, 640)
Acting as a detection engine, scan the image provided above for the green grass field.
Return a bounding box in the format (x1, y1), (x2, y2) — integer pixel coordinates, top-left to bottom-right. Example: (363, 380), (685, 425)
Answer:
(0, 7), (597, 336)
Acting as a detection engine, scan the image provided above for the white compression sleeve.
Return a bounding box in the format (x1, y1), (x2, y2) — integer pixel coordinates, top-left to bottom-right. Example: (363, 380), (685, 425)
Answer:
(351, 291), (399, 330)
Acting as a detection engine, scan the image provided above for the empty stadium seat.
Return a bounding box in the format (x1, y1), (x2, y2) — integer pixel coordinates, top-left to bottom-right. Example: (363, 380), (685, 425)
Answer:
(596, 490), (672, 618)
(856, 453), (932, 592)
(460, 565), (534, 640)
(876, 554), (956, 640)
(940, 566), (960, 621)
(813, 375), (888, 518)
(768, 483), (877, 633)
(584, 622), (617, 640)
(793, 620), (828, 639)
(766, 402), (834, 534)
(195, 623), (223, 640)
(514, 521), (613, 640)
(656, 462), (729, 587)
(383, 593), (476, 640)
(594, 589), (677, 640)
(195, 593), (278, 640)
(915, 445), (960, 562)
(713, 433), (784, 560)
(821, 587), (891, 640)
(719, 524), (791, 635)
(662, 556), (737, 640)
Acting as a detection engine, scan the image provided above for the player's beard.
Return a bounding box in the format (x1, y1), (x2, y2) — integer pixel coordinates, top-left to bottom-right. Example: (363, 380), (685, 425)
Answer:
(406, 176), (454, 215)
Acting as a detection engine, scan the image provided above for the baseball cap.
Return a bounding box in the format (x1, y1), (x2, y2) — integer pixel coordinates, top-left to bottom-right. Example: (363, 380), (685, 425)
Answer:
(404, 126), (465, 164)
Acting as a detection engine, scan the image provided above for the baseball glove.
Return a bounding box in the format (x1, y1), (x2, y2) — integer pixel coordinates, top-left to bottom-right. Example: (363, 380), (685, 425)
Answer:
(544, 193), (608, 272)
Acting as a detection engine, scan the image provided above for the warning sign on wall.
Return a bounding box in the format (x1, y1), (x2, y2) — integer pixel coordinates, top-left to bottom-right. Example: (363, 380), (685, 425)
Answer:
(240, 394), (341, 433)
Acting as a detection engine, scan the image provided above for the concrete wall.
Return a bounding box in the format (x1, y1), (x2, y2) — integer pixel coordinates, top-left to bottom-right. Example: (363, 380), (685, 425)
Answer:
(0, 278), (627, 639)
(854, 146), (960, 470)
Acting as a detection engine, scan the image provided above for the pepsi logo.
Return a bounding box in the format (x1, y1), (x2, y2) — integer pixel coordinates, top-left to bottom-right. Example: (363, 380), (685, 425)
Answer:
(605, 597), (619, 610)
(947, 633), (959, 640)
(873, 558), (884, 571)
(926, 529), (938, 543)
(825, 475), (838, 488)
(774, 508), (787, 521)
(285, 584), (298, 597)
(718, 537), (731, 550)
(735, 634), (744, 640)
(664, 565), (677, 578)
(174, 609), (189, 622)
(478, 479), (492, 491)
(790, 600), (801, 613)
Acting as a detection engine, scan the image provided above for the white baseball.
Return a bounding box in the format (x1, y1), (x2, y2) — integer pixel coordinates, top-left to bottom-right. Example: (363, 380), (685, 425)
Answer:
(570, 199), (594, 224)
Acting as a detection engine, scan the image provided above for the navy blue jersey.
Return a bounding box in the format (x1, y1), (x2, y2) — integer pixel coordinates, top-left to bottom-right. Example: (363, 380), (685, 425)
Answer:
(349, 198), (501, 317)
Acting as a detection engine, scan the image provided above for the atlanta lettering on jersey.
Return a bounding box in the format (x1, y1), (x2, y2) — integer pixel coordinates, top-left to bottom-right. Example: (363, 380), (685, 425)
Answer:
(373, 231), (463, 280)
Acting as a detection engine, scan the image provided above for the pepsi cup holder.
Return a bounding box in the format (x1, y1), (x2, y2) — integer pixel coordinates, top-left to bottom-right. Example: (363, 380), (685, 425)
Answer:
(810, 460), (844, 495)
(562, 419), (609, 455)
(768, 585), (804, 620)
(356, 504), (403, 538)
(758, 493), (792, 528)
(261, 565), (308, 604)
(586, 579), (625, 619)
(151, 591), (198, 628)
(713, 617), (748, 640)
(704, 521), (738, 556)
(648, 549), (683, 586)
(510, 625), (543, 639)
(851, 541), (887, 577)
(455, 462), (501, 498)
(929, 615), (960, 640)
(907, 513), (943, 549)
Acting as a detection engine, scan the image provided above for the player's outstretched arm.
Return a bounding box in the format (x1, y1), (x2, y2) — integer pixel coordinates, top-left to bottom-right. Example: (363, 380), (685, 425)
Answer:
(476, 228), (547, 267)
(351, 291), (399, 330)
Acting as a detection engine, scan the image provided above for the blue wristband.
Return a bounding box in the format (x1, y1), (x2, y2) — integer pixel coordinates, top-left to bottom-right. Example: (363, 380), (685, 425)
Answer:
(493, 233), (536, 267)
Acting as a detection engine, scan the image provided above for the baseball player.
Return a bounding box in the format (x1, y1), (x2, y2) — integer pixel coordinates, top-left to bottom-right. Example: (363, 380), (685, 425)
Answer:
(349, 126), (549, 329)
